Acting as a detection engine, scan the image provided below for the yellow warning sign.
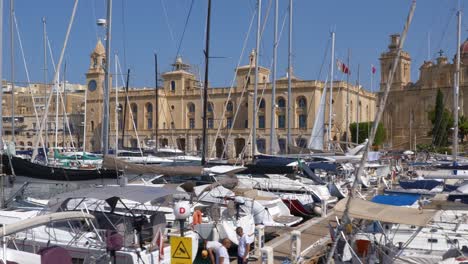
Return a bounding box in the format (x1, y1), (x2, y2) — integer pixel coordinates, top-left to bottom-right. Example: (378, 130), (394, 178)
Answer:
(170, 236), (192, 264)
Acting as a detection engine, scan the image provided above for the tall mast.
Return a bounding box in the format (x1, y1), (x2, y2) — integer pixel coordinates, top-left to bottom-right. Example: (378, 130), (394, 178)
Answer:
(269, 0), (278, 154)
(102, 0), (112, 155)
(286, 0), (292, 154)
(62, 62), (67, 148)
(114, 54), (118, 153)
(42, 17), (48, 150)
(454, 7), (461, 162)
(201, 0), (212, 165)
(345, 49), (350, 148)
(121, 69), (130, 149)
(252, 0), (261, 160)
(0, 0), (4, 153)
(154, 53), (159, 152)
(9, 0), (14, 144)
(356, 64), (360, 144)
(328, 31), (335, 150)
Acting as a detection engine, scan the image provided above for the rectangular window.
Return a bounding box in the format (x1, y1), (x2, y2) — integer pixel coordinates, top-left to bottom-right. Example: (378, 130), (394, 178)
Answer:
(227, 118), (233, 129)
(299, 114), (307, 129)
(244, 120), (248, 128)
(278, 115), (285, 128)
(208, 118), (214, 129)
(189, 118), (195, 129)
(258, 115), (265, 129)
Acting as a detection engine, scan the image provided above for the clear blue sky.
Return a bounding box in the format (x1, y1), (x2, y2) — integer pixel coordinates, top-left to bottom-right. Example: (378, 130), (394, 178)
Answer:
(2, 0), (467, 92)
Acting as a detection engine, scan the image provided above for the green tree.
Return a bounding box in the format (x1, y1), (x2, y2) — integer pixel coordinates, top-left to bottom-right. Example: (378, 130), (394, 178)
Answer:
(349, 122), (386, 146)
(428, 89), (452, 147)
(459, 116), (468, 143)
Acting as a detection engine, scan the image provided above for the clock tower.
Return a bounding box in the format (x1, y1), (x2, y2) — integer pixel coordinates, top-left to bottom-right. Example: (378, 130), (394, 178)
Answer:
(85, 39), (106, 95)
(85, 39), (108, 151)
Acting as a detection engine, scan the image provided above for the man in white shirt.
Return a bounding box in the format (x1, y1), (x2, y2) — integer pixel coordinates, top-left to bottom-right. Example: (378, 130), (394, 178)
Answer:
(205, 240), (222, 264)
(236, 227), (250, 264)
(216, 238), (232, 264)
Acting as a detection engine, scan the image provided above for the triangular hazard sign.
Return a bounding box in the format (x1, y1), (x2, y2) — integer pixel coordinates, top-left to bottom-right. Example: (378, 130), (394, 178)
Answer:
(172, 241), (191, 259)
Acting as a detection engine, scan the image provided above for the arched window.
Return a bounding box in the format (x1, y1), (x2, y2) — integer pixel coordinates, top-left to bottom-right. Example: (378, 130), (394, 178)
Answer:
(90, 121), (94, 131)
(188, 103), (195, 113)
(146, 103), (153, 129)
(170, 80), (176, 91)
(93, 57), (97, 68)
(226, 101), (233, 112)
(131, 103), (138, 129)
(277, 97), (286, 108)
(297, 96), (307, 109)
(259, 99), (265, 109)
(208, 102), (214, 113)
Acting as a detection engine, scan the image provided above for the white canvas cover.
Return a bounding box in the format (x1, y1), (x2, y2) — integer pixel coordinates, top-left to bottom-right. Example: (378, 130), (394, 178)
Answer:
(334, 197), (437, 226)
(308, 85), (327, 150)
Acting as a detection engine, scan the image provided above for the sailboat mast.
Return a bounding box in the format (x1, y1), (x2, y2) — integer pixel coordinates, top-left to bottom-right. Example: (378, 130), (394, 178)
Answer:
(269, 0), (278, 154)
(328, 31), (335, 150)
(114, 54), (118, 153)
(286, 0), (292, 154)
(101, 0), (112, 155)
(0, 0), (4, 153)
(154, 53), (159, 152)
(62, 62), (66, 148)
(356, 64), (360, 144)
(454, 7), (461, 162)
(252, 0), (261, 160)
(9, 0), (15, 144)
(201, 0), (212, 165)
(42, 17), (48, 150)
(121, 69), (130, 149)
(345, 49), (350, 148)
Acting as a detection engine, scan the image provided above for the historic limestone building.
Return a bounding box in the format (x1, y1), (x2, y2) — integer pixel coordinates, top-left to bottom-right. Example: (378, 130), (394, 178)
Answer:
(380, 34), (467, 149)
(2, 81), (86, 150)
(85, 41), (377, 159)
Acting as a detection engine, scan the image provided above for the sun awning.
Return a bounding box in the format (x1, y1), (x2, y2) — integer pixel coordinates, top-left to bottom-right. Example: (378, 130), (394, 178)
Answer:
(334, 197), (437, 226)
(48, 185), (183, 210)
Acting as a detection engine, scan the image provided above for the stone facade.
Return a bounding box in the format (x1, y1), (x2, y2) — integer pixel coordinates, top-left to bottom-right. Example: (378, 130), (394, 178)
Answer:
(380, 34), (467, 149)
(2, 81), (86, 150)
(84, 41), (377, 159)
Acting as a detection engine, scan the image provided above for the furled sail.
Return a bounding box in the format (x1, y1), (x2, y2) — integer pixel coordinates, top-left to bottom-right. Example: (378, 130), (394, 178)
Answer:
(308, 85), (327, 150)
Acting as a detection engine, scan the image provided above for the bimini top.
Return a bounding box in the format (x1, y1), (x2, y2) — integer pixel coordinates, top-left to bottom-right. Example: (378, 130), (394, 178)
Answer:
(334, 197), (438, 226)
(47, 185), (183, 211)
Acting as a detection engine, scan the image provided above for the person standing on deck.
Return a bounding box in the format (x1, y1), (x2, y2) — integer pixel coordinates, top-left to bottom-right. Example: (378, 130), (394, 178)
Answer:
(236, 227), (250, 264)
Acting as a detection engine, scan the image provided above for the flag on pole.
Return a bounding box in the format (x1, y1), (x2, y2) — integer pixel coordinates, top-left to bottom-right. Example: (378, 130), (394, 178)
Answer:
(336, 59), (350, 74)
(371, 64), (376, 74)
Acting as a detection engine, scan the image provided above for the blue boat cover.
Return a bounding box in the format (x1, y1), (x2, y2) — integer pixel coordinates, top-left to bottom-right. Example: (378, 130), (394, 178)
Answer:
(371, 194), (420, 206)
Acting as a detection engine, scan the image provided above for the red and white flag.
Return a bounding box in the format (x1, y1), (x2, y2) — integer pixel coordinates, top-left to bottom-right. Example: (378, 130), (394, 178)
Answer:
(371, 64), (376, 74)
(336, 59), (350, 74)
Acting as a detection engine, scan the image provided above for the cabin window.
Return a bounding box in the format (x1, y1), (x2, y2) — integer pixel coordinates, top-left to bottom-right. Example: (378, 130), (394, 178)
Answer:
(258, 115), (265, 129)
(189, 118), (195, 129)
(278, 115), (286, 128)
(427, 238), (438, 243)
(299, 114), (307, 129)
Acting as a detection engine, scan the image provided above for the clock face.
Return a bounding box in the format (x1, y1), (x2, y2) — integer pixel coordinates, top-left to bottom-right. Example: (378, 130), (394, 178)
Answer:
(88, 80), (97, 92)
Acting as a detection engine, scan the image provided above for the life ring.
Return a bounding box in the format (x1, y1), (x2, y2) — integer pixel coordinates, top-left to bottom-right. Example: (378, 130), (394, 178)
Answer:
(192, 210), (202, 225)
